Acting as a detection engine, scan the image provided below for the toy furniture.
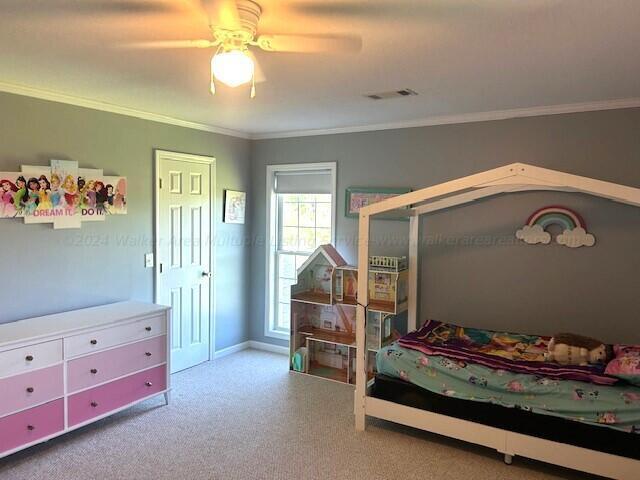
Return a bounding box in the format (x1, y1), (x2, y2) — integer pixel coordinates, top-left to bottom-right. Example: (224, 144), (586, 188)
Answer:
(0, 301), (171, 459)
(367, 256), (408, 314)
(353, 163), (640, 480)
(289, 244), (406, 384)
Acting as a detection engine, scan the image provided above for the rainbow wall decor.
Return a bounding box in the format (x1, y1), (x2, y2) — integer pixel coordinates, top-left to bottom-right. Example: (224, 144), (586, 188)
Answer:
(516, 206), (596, 248)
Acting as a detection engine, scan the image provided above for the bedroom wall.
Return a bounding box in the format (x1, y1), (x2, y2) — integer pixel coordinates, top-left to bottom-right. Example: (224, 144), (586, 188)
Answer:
(250, 107), (640, 347)
(0, 92), (251, 351)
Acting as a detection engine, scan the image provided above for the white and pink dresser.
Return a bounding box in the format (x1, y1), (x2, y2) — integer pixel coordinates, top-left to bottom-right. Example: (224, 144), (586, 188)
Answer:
(0, 301), (171, 459)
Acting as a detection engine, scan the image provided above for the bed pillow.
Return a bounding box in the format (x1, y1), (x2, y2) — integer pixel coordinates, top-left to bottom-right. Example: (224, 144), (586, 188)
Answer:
(605, 345), (640, 386)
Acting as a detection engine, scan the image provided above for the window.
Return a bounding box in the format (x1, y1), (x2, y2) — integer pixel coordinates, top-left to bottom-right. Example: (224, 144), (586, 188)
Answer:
(265, 163), (336, 340)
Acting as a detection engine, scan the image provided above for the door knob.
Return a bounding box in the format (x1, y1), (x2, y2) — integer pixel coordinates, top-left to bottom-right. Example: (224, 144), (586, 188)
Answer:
(202, 271), (212, 278)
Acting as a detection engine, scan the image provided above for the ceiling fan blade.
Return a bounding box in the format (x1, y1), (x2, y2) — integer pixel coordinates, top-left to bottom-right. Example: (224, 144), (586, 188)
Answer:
(199, 0), (241, 29)
(256, 34), (362, 53)
(246, 50), (267, 83)
(120, 39), (218, 49)
(1, 0), (178, 16)
(290, 0), (549, 20)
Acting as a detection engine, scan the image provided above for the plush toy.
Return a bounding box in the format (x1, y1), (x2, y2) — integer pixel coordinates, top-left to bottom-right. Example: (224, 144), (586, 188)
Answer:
(545, 333), (609, 366)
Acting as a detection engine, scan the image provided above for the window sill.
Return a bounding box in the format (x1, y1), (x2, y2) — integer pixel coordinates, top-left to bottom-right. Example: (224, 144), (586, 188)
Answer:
(265, 329), (290, 342)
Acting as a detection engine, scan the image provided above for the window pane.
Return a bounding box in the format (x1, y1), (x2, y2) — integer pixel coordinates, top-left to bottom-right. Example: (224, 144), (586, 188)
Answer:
(278, 277), (295, 302)
(315, 228), (331, 247)
(298, 227), (316, 251)
(277, 302), (290, 330)
(316, 203), (331, 228)
(282, 202), (299, 227)
(271, 180), (334, 337)
(296, 255), (309, 270)
(281, 227), (298, 251)
(278, 254), (297, 279)
(299, 203), (316, 227)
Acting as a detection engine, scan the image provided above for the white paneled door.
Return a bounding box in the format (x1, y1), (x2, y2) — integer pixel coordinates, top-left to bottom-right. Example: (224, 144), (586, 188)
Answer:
(156, 151), (214, 373)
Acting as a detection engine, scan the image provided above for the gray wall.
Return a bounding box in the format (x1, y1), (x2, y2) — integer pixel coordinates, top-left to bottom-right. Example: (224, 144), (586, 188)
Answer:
(2, 92), (638, 351)
(0, 92), (251, 351)
(250, 108), (640, 346)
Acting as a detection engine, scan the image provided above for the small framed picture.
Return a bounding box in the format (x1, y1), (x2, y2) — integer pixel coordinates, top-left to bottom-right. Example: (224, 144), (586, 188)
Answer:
(345, 186), (411, 219)
(223, 190), (246, 224)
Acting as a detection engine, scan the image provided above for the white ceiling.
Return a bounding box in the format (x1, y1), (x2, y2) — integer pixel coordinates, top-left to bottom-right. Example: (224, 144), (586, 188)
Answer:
(1, 0), (639, 138)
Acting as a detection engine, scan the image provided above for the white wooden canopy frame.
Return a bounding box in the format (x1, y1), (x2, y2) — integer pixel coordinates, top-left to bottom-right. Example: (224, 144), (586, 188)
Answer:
(354, 163), (640, 480)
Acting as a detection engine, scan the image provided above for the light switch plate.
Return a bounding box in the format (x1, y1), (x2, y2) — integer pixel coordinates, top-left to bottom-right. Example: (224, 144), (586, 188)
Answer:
(145, 253), (155, 268)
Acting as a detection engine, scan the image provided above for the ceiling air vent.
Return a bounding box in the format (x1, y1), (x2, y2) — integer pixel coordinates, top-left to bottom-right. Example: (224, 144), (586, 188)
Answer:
(365, 89), (418, 100)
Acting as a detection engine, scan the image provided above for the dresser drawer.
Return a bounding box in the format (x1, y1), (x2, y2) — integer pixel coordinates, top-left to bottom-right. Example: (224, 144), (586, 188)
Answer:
(0, 340), (63, 379)
(0, 364), (64, 418)
(0, 399), (64, 455)
(68, 365), (166, 427)
(64, 315), (166, 358)
(67, 336), (167, 393)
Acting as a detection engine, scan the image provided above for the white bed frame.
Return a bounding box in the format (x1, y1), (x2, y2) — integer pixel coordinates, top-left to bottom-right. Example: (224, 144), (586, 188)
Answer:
(354, 163), (640, 480)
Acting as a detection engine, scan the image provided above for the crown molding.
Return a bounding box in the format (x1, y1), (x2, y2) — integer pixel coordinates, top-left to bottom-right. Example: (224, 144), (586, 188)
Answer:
(0, 81), (251, 139)
(250, 97), (640, 140)
(2, 81), (639, 141)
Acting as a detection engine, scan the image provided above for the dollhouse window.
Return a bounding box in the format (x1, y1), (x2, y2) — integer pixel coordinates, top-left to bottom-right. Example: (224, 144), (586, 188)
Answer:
(265, 163), (336, 339)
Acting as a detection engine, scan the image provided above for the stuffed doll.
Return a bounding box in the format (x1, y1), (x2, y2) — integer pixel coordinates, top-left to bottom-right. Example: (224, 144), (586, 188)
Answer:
(545, 333), (610, 366)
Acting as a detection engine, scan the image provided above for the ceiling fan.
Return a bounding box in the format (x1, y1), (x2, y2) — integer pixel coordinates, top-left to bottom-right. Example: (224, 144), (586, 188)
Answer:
(125, 0), (363, 98)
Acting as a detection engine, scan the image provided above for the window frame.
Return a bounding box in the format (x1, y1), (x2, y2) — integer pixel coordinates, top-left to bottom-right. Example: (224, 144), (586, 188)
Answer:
(264, 162), (337, 341)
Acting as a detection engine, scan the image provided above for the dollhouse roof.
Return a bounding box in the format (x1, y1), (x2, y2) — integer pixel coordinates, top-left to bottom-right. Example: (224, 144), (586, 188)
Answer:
(297, 244), (347, 275)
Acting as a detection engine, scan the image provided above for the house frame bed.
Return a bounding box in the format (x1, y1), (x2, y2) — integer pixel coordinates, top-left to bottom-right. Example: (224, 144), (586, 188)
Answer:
(354, 163), (640, 480)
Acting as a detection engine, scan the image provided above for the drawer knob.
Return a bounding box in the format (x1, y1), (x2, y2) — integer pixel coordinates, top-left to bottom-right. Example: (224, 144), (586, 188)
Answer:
(27, 425), (35, 431)
(145, 326), (152, 332)
(25, 355), (34, 362)
(145, 352), (152, 357)
(90, 368), (98, 374)
(145, 381), (153, 387)
(91, 401), (98, 408)
(90, 339), (98, 345)
(26, 387), (34, 393)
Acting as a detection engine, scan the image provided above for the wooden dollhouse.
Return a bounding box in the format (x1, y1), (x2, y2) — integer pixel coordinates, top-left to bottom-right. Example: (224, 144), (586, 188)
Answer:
(289, 244), (408, 385)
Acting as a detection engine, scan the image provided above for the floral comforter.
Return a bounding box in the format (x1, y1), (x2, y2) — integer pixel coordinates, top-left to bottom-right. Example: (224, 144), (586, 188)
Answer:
(399, 320), (615, 385)
(377, 343), (640, 433)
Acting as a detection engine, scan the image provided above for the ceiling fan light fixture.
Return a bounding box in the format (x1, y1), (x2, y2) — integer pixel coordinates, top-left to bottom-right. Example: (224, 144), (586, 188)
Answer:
(211, 49), (254, 88)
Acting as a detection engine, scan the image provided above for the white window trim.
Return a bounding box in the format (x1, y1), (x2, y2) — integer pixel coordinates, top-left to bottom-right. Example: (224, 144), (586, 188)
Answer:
(264, 162), (337, 341)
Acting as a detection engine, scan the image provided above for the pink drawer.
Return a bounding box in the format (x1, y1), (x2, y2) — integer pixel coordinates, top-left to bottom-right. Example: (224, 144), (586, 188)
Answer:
(67, 336), (167, 393)
(68, 365), (166, 427)
(0, 399), (64, 455)
(0, 364), (64, 418)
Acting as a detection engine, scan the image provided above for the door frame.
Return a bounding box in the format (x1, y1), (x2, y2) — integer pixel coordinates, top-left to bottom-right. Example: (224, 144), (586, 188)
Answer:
(153, 149), (217, 363)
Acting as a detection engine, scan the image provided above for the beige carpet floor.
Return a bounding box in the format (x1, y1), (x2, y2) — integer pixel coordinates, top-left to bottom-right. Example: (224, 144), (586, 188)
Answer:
(0, 350), (599, 480)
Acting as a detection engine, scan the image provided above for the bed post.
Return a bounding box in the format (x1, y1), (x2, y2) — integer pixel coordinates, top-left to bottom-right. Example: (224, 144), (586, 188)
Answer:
(355, 210), (370, 431)
(408, 214), (419, 332)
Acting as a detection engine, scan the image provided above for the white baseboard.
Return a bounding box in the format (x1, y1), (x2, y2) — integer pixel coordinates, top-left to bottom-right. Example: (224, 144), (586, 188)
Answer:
(214, 341), (250, 359)
(213, 340), (289, 359)
(248, 340), (289, 356)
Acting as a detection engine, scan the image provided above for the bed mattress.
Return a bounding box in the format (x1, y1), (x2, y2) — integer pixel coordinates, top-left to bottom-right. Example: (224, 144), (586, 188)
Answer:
(371, 373), (640, 460)
(376, 344), (640, 434)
